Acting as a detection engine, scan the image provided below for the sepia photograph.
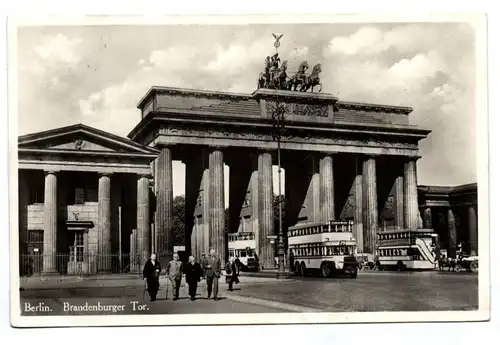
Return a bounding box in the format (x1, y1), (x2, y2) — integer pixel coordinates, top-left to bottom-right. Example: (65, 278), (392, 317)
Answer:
(8, 14), (489, 327)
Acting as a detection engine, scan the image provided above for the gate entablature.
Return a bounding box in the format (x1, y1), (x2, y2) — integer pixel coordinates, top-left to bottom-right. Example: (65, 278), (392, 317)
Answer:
(129, 86), (430, 158)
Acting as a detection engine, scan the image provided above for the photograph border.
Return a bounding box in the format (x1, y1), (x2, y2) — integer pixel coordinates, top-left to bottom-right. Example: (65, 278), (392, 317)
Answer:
(8, 13), (490, 328)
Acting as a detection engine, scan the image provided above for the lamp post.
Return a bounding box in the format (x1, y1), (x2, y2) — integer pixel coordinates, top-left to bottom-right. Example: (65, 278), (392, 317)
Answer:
(271, 98), (287, 279)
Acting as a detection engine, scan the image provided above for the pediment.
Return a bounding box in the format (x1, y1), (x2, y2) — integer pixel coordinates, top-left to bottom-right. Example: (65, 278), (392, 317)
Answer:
(18, 124), (158, 155)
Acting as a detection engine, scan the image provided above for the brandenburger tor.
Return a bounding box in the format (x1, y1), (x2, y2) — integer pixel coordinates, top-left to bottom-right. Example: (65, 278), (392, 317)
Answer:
(126, 34), (430, 269)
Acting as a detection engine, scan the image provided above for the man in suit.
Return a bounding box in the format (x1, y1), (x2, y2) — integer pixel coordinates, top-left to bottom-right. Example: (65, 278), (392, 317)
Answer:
(184, 255), (202, 301)
(166, 252), (183, 301)
(203, 249), (221, 301)
(143, 253), (161, 301)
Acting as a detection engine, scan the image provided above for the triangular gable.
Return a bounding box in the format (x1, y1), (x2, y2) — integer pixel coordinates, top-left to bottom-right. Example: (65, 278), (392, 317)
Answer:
(18, 123), (158, 155)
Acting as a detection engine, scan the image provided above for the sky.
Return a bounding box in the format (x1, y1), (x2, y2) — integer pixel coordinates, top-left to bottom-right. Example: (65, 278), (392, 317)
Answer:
(16, 22), (478, 197)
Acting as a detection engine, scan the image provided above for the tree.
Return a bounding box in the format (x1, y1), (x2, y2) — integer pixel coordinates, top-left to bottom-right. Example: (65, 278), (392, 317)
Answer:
(172, 195), (185, 246)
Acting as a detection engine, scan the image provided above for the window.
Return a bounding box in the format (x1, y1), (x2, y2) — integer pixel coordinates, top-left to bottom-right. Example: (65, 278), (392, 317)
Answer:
(28, 230), (44, 243)
(75, 187), (85, 205)
(69, 232), (84, 262)
(29, 184), (44, 204)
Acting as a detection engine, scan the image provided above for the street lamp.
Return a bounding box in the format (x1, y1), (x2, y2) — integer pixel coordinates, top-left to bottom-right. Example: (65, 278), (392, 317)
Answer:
(270, 98), (287, 279)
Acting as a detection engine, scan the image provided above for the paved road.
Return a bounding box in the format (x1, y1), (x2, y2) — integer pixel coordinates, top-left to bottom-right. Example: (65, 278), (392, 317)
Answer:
(18, 271), (478, 315)
(235, 271), (479, 312)
(20, 284), (285, 316)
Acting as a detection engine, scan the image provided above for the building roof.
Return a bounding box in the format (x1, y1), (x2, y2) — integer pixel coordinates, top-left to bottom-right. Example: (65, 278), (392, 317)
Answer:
(19, 123), (159, 155)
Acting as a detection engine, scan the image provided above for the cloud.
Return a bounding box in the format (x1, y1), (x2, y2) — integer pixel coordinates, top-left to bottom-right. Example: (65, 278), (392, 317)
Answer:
(327, 27), (388, 56)
(322, 24), (476, 185)
(17, 24), (477, 188)
(289, 46), (309, 59)
(32, 33), (83, 65)
(23, 34), (83, 77)
(78, 40), (272, 135)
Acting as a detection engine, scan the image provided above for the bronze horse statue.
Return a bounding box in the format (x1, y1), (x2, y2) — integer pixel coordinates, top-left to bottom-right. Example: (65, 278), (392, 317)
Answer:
(286, 61), (309, 91)
(272, 60), (288, 90)
(257, 56), (272, 89)
(300, 63), (322, 92)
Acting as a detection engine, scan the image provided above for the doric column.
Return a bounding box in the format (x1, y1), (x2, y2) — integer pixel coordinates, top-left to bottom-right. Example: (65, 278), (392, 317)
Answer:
(362, 156), (378, 255)
(43, 171), (58, 274)
(258, 151), (274, 269)
(98, 173), (112, 272)
(353, 172), (363, 253)
(201, 166), (210, 257)
(394, 175), (404, 229)
(209, 148), (226, 263)
(423, 208), (433, 229)
(18, 171), (29, 257)
(310, 157), (321, 222)
(468, 206), (478, 256)
(320, 154), (335, 222)
(404, 159), (420, 230)
(156, 146), (173, 258)
(137, 174), (150, 266)
(447, 209), (457, 259)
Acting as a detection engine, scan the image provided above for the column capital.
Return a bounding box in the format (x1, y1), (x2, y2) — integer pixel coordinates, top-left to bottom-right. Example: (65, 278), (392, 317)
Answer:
(98, 172), (113, 178)
(44, 170), (59, 176)
(257, 148), (274, 155)
(208, 145), (228, 151)
(154, 143), (176, 150)
(138, 173), (153, 179)
(319, 151), (337, 157)
(361, 153), (380, 160)
(403, 155), (422, 162)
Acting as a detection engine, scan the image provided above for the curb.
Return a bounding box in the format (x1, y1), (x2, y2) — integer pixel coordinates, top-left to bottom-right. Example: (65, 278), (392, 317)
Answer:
(225, 294), (322, 313)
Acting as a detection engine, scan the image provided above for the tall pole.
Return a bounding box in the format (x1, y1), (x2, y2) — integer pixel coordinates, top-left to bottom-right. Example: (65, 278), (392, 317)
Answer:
(118, 206), (122, 272)
(272, 32), (286, 279)
(276, 110), (286, 279)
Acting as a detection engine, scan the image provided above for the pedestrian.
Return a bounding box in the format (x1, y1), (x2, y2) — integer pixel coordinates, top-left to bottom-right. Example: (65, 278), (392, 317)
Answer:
(184, 255), (202, 301)
(289, 249), (295, 272)
(203, 248), (221, 301)
(235, 256), (241, 271)
(225, 257), (240, 291)
(166, 252), (183, 301)
(143, 253), (161, 301)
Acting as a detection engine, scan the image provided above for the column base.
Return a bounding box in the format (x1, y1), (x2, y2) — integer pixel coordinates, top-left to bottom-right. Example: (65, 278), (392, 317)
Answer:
(276, 271), (288, 279)
(41, 271), (60, 276)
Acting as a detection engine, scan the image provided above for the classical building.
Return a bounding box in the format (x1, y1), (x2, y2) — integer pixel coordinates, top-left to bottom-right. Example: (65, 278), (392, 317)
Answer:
(21, 85), (467, 274)
(418, 183), (478, 258)
(128, 86), (430, 268)
(18, 124), (158, 275)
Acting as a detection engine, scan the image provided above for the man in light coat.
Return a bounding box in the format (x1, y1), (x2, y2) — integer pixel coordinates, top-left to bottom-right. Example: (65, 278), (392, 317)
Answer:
(166, 253), (183, 300)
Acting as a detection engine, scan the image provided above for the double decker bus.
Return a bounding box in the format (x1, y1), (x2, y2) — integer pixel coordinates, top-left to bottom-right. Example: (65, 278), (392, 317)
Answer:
(288, 220), (358, 278)
(228, 232), (259, 271)
(376, 229), (438, 271)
